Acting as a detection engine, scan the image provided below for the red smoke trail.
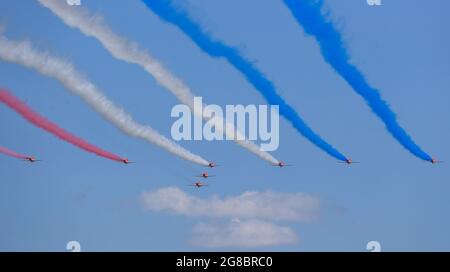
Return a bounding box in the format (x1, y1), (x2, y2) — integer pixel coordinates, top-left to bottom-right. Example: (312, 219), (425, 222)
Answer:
(0, 89), (126, 163)
(0, 146), (28, 159)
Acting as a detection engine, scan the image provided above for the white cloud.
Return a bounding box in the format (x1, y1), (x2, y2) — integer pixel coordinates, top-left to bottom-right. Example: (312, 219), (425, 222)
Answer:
(140, 187), (320, 221)
(191, 219), (298, 248)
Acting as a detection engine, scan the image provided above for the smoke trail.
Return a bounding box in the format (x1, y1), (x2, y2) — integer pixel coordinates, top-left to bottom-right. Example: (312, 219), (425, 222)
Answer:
(283, 0), (431, 161)
(0, 146), (28, 160)
(37, 0), (279, 164)
(140, 0), (348, 161)
(0, 36), (209, 166)
(0, 89), (125, 162)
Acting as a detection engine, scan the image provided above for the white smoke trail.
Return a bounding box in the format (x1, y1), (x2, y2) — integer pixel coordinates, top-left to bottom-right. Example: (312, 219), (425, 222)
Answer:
(37, 0), (279, 164)
(0, 35), (209, 166)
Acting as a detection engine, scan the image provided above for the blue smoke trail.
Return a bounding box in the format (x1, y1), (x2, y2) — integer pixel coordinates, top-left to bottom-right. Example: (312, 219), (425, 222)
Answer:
(283, 0), (431, 161)
(142, 0), (348, 161)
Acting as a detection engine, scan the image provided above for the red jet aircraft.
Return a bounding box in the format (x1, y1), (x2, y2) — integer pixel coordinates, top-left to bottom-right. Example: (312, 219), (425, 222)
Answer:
(189, 181), (208, 188)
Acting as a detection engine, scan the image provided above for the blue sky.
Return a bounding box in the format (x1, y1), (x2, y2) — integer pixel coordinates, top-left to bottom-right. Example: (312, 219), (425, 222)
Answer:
(0, 0), (449, 251)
